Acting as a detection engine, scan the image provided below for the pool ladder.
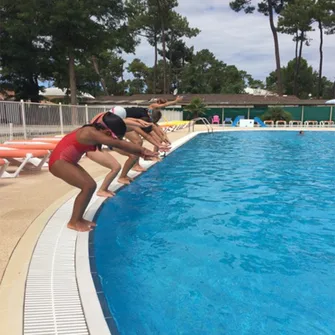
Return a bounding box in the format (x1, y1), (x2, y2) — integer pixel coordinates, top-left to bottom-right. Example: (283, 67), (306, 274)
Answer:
(188, 117), (214, 133)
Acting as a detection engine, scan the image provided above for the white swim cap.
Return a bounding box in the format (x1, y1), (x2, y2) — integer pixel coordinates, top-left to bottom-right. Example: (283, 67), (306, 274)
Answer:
(110, 106), (126, 119)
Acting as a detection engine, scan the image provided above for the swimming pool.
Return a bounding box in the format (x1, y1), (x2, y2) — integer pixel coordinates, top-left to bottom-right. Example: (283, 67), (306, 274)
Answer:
(93, 131), (335, 335)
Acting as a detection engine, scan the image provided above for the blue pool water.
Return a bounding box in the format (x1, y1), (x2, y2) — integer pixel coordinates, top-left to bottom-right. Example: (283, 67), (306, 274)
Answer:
(94, 131), (335, 335)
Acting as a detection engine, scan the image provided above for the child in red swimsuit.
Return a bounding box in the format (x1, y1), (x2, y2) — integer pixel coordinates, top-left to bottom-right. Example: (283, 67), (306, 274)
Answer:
(49, 121), (157, 232)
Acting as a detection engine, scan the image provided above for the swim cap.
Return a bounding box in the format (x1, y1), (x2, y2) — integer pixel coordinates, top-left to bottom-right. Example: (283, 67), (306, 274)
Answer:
(110, 106), (126, 119)
(103, 112), (126, 139)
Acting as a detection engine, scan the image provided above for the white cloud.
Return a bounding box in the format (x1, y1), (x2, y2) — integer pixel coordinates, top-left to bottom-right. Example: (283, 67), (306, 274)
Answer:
(123, 0), (335, 83)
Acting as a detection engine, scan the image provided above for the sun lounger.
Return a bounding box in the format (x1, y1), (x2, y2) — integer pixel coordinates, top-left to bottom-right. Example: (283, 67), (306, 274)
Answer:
(0, 147), (50, 178)
(264, 120), (274, 127)
(159, 120), (190, 133)
(289, 120), (302, 127)
(3, 141), (57, 151)
(319, 121), (334, 127)
(304, 120), (318, 127)
(1, 144), (51, 168)
(159, 123), (178, 133)
(32, 137), (62, 142)
(0, 158), (9, 178)
(276, 120), (287, 127)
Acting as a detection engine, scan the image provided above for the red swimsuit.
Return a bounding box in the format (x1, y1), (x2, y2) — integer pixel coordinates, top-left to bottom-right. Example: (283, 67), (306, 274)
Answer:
(49, 129), (96, 169)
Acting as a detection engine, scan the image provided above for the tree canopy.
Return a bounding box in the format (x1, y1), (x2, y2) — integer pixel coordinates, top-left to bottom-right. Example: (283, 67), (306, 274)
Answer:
(266, 57), (334, 99)
(0, 0), (334, 101)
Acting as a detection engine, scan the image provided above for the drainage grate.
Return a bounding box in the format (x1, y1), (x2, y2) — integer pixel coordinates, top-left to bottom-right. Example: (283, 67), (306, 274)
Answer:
(24, 199), (89, 335)
(23, 133), (197, 335)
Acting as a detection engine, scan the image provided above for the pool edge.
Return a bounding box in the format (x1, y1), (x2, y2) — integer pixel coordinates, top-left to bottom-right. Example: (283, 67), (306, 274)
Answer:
(76, 131), (201, 334)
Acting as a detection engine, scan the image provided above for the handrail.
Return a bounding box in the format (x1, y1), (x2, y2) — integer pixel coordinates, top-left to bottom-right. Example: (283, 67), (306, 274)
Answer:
(188, 117), (214, 133)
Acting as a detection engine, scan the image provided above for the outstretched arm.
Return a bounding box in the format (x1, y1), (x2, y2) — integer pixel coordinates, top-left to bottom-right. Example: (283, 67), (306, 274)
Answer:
(151, 128), (166, 143)
(130, 126), (170, 152)
(149, 96), (183, 110)
(85, 127), (157, 158)
(153, 124), (171, 144)
(124, 118), (151, 128)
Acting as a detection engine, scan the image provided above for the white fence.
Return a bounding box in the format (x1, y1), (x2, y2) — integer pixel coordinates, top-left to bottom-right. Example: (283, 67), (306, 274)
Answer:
(0, 101), (183, 142)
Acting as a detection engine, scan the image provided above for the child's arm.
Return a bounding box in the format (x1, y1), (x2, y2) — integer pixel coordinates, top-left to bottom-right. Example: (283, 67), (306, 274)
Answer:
(87, 128), (157, 157)
(130, 126), (170, 152)
(152, 124), (171, 144)
(149, 96), (183, 110)
(124, 118), (151, 128)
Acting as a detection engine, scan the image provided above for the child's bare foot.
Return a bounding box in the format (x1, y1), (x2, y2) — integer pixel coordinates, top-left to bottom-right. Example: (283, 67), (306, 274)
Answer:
(132, 165), (146, 172)
(126, 176), (134, 182)
(151, 156), (162, 162)
(67, 219), (96, 232)
(118, 177), (131, 185)
(97, 190), (115, 198)
(82, 218), (96, 226)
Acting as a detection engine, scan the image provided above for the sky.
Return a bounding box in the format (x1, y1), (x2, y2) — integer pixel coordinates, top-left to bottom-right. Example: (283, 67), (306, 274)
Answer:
(122, 0), (335, 83)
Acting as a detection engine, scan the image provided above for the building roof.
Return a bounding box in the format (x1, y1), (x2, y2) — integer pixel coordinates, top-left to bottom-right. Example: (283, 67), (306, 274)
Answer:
(87, 94), (328, 106)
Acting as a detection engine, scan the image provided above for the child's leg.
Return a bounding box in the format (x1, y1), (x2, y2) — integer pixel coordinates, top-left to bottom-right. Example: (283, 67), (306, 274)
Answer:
(86, 150), (121, 197)
(50, 160), (97, 232)
(112, 148), (139, 184)
(125, 131), (145, 172)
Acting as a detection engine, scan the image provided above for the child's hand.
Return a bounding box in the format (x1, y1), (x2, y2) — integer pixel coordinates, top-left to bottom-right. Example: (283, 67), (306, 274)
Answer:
(141, 148), (158, 159)
(143, 156), (162, 162)
(159, 145), (171, 152)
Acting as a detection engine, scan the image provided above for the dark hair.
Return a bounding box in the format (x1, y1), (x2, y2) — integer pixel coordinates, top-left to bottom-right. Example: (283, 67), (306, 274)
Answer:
(157, 98), (167, 104)
(151, 110), (162, 124)
(103, 112), (126, 139)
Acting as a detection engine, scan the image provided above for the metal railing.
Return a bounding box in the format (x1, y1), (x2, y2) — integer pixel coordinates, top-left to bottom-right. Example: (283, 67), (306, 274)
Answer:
(0, 100), (183, 142)
(188, 117), (214, 133)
